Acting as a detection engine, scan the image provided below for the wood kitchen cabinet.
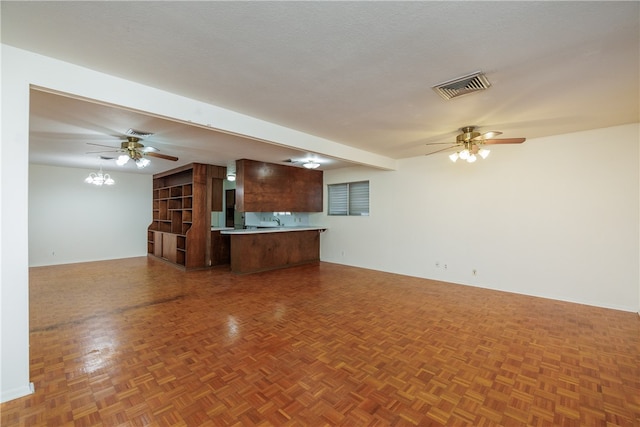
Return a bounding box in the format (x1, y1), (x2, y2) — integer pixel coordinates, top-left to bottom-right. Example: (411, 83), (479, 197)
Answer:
(147, 163), (226, 269)
(235, 159), (323, 212)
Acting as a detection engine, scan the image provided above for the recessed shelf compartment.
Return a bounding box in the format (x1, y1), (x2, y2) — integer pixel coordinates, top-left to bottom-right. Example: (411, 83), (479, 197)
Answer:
(158, 188), (170, 199)
(171, 211), (183, 234)
(170, 186), (182, 198)
(177, 235), (186, 250)
(176, 251), (186, 266)
(158, 200), (168, 220)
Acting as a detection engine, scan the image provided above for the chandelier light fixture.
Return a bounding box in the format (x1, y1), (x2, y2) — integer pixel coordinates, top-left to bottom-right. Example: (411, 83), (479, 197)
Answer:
(84, 166), (115, 186)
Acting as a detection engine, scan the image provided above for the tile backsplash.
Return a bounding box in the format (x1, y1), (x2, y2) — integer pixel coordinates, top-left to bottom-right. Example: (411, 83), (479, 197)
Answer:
(211, 211), (224, 227)
(245, 212), (310, 227)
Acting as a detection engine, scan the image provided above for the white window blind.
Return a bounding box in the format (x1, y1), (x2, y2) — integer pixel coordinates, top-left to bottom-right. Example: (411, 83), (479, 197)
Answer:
(328, 181), (369, 216)
(348, 181), (369, 215)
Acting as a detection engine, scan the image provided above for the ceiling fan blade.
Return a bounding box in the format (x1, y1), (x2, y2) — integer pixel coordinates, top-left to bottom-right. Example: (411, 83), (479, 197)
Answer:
(146, 152), (179, 161)
(425, 141), (458, 146)
(86, 150), (120, 154)
(483, 138), (526, 145)
(86, 142), (119, 149)
(425, 145), (458, 156)
(472, 131), (502, 141)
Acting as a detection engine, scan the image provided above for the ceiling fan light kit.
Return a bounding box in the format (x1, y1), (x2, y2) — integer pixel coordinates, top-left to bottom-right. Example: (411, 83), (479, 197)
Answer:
(116, 154), (150, 168)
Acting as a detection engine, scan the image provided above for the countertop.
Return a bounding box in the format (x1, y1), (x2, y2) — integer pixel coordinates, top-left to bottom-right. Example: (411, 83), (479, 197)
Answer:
(220, 226), (327, 235)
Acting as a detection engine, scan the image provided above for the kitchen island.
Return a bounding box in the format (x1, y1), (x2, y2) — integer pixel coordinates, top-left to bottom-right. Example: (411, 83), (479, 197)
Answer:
(221, 226), (326, 274)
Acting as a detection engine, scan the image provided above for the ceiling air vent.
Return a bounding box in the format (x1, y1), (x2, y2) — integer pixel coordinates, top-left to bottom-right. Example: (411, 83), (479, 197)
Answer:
(432, 71), (491, 100)
(125, 128), (154, 138)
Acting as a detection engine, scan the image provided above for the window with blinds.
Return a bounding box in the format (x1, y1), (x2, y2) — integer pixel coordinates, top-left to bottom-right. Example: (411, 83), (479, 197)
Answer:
(328, 181), (369, 216)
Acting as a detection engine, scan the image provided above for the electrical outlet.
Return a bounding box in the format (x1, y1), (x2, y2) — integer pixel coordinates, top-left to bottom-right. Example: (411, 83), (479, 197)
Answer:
(435, 262), (440, 268)
(444, 264), (448, 269)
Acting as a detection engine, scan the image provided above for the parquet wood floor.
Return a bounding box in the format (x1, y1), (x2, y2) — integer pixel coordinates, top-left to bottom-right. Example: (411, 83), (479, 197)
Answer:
(1, 257), (638, 426)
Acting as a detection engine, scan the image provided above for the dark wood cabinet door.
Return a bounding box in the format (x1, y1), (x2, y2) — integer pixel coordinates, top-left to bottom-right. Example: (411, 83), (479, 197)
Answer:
(153, 231), (163, 258)
(162, 233), (177, 263)
(210, 231), (230, 266)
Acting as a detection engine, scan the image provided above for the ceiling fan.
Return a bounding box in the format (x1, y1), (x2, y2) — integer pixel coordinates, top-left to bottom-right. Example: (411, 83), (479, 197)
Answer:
(87, 133), (178, 168)
(426, 126), (526, 163)
(282, 157), (322, 169)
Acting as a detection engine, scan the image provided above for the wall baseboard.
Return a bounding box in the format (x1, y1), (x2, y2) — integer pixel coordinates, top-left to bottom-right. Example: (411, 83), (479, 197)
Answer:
(1, 382), (34, 403)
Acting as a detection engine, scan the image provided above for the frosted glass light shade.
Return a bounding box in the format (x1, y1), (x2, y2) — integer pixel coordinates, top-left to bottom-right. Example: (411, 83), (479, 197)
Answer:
(303, 161), (320, 169)
(136, 158), (150, 168)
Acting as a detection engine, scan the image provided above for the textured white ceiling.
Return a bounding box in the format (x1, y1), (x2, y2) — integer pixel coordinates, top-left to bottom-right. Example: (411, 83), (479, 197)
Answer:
(2, 1), (638, 173)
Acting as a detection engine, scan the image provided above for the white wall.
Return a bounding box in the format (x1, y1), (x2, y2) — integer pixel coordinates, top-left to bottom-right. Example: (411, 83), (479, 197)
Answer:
(29, 164), (151, 266)
(1, 46), (32, 403)
(320, 124), (640, 312)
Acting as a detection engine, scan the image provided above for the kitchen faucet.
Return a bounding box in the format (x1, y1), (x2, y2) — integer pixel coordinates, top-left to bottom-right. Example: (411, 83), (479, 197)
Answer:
(272, 217), (281, 226)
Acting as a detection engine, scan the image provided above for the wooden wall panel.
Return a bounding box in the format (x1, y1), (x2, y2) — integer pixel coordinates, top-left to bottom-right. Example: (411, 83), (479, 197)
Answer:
(235, 159), (323, 212)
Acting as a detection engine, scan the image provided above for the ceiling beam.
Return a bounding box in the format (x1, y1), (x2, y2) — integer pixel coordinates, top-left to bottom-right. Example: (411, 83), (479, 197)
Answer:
(12, 45), (397, 171)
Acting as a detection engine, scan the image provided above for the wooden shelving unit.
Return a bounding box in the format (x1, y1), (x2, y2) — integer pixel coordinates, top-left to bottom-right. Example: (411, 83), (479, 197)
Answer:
(147, 163), (226, 269)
